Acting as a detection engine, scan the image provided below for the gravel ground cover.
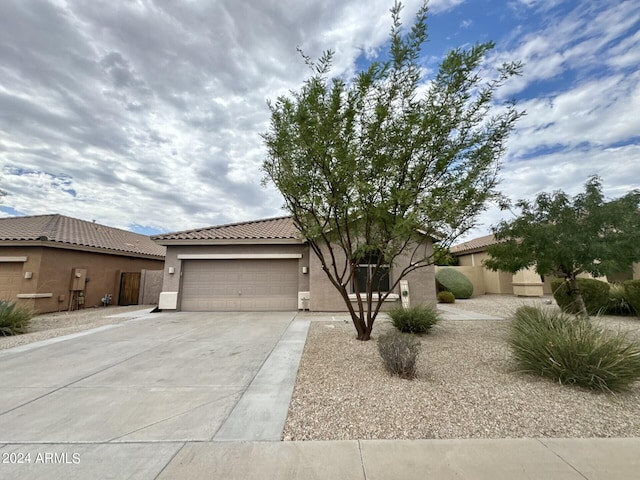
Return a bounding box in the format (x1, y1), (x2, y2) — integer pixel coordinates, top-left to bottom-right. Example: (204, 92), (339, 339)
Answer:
(283, 295), (640, 440)
(0, 305), (154, 350)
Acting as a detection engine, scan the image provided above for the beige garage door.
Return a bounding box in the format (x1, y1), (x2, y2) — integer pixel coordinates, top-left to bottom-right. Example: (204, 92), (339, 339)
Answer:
(0, 262), (23, 302)
(180, 259), (298, 311)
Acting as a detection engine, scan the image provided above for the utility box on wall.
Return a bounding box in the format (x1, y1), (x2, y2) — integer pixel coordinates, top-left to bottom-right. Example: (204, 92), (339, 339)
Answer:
(70, 268), (87, 291)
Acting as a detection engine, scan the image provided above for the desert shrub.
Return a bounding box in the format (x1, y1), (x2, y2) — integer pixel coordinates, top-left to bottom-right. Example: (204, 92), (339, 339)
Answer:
(551, 278), (610, 315)
(389, 305), (441, 334)
(0, 300), (34, 336)
(377, 330), (421, 379)
(437, 291), (456, 304)
(508, 306), (640, 392)
(606, 283), (634, 316)
(623, 280), (640, 317)
(435, 268), (473, 299)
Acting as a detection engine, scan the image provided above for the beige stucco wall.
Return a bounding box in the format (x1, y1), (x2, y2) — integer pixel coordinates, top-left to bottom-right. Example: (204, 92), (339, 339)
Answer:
(0, 245), (164, 313)
(309, 239), (436, 312)
(0, 247), (44, 306)
(453, 251), (640, 297)
(434, 265), (485, 296)
(452, 251), (544, 296)
(160, 238), (437, 313)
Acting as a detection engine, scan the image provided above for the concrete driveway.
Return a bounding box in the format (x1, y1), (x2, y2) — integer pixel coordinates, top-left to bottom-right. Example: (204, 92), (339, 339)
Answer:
(0, 310), (308, 446)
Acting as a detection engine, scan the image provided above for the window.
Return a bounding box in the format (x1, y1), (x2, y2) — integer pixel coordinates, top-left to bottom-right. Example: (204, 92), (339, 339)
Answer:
(353, 251), (390, 293)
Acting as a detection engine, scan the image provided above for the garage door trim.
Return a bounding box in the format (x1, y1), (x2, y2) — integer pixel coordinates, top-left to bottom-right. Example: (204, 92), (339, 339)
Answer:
(177, 253), (302, 260)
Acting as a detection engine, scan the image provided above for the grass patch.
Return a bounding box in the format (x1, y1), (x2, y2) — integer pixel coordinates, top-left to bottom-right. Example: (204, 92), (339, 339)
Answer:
(509, 306), (640, 392)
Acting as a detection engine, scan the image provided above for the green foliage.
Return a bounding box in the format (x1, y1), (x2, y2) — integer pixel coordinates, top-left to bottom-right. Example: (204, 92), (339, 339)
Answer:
(377, 330), (421, 379)
(435, 268), (473, 299)
(508, 306), (640, 392)
(0, 300), (34, 336)
(606, 283), (634, 316)
(486, 176), (640, 317)
(433, 245), (459, 266)
(437, 291), (456, 303)
(262, 1), (523, 340)
(551, 278), (610, 316)
(623, 280), (640, 316)
(389, 304), (441, 333)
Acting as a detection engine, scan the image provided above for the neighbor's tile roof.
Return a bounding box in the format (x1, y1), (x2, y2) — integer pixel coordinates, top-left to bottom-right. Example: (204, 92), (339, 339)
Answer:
(0, 214), (166, 257)
(450, 234), (499, 255)
(152, 216), (302, 242)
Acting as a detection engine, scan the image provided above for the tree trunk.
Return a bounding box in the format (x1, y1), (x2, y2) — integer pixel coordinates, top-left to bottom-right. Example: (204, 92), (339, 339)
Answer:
(568, 276), (589, 318)
(350, 311), (373, 341)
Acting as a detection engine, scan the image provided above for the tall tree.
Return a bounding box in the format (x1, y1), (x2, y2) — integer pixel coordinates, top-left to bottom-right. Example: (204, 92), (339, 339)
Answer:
(262, 1), (524, 340)
(485, 176), (640, 317)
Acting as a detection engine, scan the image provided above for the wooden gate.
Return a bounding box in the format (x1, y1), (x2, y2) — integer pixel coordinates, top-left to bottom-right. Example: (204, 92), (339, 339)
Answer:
(119, 272), (141, 306)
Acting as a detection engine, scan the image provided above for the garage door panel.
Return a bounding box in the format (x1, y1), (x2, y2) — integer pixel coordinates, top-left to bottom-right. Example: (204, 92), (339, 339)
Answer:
(181, 259), (298, 312)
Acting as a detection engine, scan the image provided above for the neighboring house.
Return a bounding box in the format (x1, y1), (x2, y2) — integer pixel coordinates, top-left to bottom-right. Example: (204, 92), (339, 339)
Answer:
(448, 234), (549, 296)
(152, 216), (436, 312)
(447, 234), (640, 297)
(0, 214), (166, 313)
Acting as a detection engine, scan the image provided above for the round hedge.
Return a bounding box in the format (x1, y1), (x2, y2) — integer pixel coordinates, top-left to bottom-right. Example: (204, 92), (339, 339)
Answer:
(437, 291), (456, 303)
(623, 280), (640, 317)
(435, 268), (473, 299)
(551, 278), (610, 315)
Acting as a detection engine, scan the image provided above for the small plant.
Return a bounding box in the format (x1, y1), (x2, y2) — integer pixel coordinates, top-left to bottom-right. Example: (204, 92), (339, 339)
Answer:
(0, 300), (35, 336)
(389, 305), (441, 334)
(623, 280), (640, 317)
(606, 283), (634, 316)
(551, 278), (610, 316)
(435, 268), (473, 299)
(377, 330), (421, 379)
(437, 291), (455, 303)
(508, 306), (640, 392)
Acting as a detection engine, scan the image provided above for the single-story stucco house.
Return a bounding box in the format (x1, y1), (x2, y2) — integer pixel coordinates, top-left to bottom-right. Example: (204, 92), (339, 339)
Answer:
(448, 233), (640, 297)
(0, 214), (166, 313)
(152, 216), (436, 312)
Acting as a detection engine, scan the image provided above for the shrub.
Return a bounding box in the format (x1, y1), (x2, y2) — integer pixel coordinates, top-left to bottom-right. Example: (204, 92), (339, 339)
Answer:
(377, 330), (421, 379)
(606, 283), (634, 316)
(0, 300), (35, 336)
(437, 291), (456, 303)
(551, 278), (610, 315)
(389, 305), (441, 334)
(508, 306), (640, 392)
(435, 268), (473, 299)
(623, 280), (640, 317)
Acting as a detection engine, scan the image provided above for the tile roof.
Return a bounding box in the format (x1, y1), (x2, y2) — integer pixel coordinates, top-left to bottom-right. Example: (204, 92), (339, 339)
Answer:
(0, 214), (166, 257)
(152, 216), (302, 242)
(450, 234), (499, 255)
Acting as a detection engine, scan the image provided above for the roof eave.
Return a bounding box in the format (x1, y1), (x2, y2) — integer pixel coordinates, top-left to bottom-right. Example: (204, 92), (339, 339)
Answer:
(153, 237), (306, 246)
(0, 240), (165, 259)
(450, 247), (488, 256)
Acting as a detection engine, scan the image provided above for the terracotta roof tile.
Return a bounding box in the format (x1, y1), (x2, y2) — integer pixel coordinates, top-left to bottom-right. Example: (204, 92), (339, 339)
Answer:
(0, 214), (165, 257)
(450, 234), (499, 255)
(152, 216), (302, 242)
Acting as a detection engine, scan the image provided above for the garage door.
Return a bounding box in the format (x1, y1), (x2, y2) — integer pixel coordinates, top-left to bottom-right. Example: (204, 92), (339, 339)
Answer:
(180, 259), (298, 311)
(0, 262), (23, 301)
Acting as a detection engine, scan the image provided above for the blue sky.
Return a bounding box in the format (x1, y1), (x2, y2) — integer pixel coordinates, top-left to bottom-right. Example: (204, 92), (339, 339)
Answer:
(0, 0), (638, 244)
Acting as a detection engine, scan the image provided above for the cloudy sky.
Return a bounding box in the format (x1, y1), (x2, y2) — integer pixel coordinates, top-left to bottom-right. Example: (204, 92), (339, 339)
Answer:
(0, 0), (638, 240)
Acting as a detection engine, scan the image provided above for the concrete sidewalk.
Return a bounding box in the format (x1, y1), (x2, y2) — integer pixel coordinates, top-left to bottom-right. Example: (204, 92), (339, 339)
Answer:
(1, 437), (638, 479)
